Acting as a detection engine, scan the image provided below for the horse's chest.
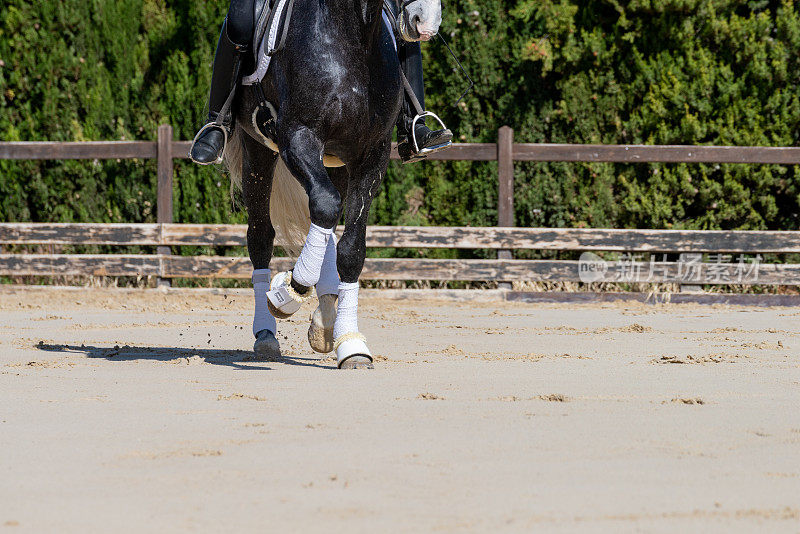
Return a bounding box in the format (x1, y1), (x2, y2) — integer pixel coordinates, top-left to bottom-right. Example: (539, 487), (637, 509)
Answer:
(320, 77), (398, 133)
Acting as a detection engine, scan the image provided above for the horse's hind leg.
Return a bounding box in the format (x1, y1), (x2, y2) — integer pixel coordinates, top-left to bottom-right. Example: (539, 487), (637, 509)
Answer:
(241, 134), (282, 360)
(307, 237), (339, 353)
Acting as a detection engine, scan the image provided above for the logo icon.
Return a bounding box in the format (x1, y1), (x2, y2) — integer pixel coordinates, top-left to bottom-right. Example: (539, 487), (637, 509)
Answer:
(578, 252), (607, 283)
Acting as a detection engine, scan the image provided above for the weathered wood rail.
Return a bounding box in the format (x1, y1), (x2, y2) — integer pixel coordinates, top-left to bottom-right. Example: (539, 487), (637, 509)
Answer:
(1, 223), (800, 285)
(2, 126), (800, 287)
(6, 223), (800, 253)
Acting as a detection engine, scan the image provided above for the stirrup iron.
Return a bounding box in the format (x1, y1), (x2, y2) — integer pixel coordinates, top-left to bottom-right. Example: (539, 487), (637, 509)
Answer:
(411, 111), (452, 154)
(189, 75), (239, 165)
(188, 122), (229, 166)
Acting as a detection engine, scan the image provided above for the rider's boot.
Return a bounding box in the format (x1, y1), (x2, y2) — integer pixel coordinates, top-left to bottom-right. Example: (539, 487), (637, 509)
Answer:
(397, 41), (453, 164)
(189, 20), (249, 165)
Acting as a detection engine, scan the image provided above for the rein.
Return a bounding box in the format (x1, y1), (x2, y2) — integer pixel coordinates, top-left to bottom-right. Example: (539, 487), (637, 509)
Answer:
(436, 33), (474, 108)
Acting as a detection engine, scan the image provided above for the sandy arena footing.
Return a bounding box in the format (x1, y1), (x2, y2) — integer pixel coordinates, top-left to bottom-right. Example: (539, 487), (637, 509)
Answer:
(1, 288), (799, 532)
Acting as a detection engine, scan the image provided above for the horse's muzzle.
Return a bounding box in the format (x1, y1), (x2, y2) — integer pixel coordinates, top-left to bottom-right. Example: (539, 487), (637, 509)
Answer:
(399, 10), (439, 42)
(417, 23), (436, 41)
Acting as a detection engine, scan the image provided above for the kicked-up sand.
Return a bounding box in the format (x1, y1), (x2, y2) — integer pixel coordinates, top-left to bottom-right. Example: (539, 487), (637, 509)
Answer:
(0, 287), (799, 533)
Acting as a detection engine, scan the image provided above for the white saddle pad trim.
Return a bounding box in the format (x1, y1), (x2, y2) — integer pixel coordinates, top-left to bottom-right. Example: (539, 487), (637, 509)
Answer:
(243, 0), (291, 86)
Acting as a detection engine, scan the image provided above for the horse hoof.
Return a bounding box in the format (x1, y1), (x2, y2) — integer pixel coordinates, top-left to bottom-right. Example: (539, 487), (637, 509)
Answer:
(267, 300), (296, 320)
(308, 294), (337, 353)
(267, 271), (312, 319)
(338, 355), (374, 370)
(335, 332), (373, 370)
(253, 330), (281, 361)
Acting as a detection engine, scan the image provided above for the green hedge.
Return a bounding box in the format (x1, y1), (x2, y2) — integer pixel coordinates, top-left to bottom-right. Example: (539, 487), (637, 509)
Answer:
(1, 0), (799, 234)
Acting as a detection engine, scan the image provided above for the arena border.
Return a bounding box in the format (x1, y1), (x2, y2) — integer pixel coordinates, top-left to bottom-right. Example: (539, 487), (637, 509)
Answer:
(4, 130), (800, 291)
(2, 285), (800, 307)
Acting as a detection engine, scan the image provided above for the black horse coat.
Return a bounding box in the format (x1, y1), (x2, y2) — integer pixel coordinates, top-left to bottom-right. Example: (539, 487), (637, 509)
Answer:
(230, 0), (403, 285)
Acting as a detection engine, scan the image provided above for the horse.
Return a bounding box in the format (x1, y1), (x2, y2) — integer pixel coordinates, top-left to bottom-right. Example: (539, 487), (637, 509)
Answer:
(224, 0), (444, 369)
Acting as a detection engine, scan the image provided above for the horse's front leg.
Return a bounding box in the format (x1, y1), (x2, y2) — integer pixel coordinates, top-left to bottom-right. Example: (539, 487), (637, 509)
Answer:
(266, 127), (342, 319)
(307, 167), (349, 354)
(334, 146), (391, 370)
(241, 134), (281, 360)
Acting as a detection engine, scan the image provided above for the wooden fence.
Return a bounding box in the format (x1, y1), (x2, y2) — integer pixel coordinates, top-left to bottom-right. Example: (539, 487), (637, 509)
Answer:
(2, 125), (800, 288)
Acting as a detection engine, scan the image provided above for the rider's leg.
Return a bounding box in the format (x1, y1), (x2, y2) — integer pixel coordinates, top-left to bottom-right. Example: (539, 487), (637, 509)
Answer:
(396, 41), (453, 163)
(190, 0), (255, 165)
(398, 41), (425, 133)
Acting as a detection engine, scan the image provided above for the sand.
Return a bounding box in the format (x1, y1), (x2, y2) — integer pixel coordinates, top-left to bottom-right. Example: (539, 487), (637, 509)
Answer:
(0, 287), (799, 533)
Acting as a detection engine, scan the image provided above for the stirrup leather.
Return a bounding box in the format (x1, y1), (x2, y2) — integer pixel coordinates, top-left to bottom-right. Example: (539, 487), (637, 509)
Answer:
(188, 122), (229, 166)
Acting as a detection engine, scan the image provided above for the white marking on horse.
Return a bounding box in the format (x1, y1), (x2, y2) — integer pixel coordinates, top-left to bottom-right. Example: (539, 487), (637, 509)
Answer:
(357, 194), (365, 220)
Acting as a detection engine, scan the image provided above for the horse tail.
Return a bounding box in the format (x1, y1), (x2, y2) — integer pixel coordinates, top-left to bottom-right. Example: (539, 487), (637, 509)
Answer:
(269, 157), (310, 257)
(225, 128), (245, 199)
(225, 129), (310, 258)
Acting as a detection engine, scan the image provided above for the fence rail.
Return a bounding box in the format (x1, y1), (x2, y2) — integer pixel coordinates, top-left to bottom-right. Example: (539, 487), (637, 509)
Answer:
(5, 141), (800, 165)
(1, 222), (800, 285)
(5, 223), (800, 253)
(2, 125), (800, 288)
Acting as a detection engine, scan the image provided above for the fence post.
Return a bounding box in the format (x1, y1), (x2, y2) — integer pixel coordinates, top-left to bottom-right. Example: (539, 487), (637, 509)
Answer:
(497, 126), (515, 290)
(157, 124), (174, 288)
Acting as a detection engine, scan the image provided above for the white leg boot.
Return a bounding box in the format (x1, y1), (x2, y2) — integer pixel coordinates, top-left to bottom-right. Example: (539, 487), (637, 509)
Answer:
(333, 282), (373, 369)
(267, 223), (332, 318)
(252, 269), (280, 360)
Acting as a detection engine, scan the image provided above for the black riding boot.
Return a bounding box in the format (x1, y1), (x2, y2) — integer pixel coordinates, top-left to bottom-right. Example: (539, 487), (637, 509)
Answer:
(190, 20), (249, 165)
(397, 41), (453, 164)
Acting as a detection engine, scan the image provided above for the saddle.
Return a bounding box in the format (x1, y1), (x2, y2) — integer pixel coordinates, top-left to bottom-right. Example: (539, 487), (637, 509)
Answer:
(252, 0), (271, 46)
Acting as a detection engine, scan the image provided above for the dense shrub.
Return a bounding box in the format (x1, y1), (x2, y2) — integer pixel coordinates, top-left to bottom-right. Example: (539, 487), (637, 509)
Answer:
(1, 0), (798, 234)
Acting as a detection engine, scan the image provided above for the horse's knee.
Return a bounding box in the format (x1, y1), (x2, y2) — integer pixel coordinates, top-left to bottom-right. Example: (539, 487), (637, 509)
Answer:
(309, 186), (342, 230)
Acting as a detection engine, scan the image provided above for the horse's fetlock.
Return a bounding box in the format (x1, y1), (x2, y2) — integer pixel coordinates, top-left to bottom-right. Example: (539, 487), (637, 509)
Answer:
(290, 276), (312, 296)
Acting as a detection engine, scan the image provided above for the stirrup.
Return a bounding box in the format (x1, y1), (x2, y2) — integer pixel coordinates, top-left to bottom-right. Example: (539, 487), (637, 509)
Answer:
(400, 111), (453, 164)
(188, 122), (229, 165)
(411, 111), (452, 154)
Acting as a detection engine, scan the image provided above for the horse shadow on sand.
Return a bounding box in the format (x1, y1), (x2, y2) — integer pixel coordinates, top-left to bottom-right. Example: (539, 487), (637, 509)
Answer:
(34, 342), (333, 371)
